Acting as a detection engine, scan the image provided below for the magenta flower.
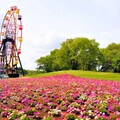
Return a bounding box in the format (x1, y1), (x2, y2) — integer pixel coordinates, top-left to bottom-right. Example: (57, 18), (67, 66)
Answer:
(0, 74), (120, 119)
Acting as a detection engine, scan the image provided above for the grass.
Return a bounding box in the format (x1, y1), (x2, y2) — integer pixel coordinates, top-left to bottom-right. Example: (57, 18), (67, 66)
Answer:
(27, 70), (120, 81)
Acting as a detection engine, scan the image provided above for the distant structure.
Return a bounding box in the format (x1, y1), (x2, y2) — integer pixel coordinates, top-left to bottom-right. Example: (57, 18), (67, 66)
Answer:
(0, 6), (24, 78)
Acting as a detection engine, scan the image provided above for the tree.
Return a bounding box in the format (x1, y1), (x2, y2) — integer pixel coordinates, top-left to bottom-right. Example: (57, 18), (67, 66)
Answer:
(50, 49), (60, 71)
(69, 37), (101, 70)
(112, 55), (120, 73)
(36, 55), (52, 72)
(101, 43), (120, 72)
(55, 39), (74, 70)
(55, 37), (101, 71)
(36, 49), (59, 72)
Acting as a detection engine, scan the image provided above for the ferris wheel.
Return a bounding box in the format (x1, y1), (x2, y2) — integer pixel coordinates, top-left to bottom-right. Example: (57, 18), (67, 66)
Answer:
(0, 6), (24, 77)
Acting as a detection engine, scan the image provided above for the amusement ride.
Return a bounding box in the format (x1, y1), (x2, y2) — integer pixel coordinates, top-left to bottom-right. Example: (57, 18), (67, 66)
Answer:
(0, 6), (24, 78)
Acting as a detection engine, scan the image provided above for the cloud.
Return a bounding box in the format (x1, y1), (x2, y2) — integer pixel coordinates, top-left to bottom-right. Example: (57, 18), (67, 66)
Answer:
(20, 30), (66, 70)
(0, 10), (4, 28)
(95, 28), (120, 48)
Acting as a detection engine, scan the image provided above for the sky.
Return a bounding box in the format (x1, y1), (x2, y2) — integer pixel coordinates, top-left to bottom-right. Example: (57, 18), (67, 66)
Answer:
(0, 0), (120, 70)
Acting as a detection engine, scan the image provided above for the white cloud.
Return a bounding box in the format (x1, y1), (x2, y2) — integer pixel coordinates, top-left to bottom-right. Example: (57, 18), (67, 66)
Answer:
(20, 30), (66, 70)
(96, 28), (120, 48)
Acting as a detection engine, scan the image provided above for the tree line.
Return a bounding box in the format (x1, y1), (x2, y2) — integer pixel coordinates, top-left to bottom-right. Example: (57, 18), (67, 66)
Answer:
(36, 37), (120, 73)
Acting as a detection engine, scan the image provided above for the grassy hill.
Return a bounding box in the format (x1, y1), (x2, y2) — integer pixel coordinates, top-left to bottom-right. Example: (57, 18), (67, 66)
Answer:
(27, 70), (120, 81)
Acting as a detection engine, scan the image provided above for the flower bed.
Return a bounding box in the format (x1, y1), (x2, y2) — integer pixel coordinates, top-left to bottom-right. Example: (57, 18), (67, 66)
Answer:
(0, 74), (120, 120)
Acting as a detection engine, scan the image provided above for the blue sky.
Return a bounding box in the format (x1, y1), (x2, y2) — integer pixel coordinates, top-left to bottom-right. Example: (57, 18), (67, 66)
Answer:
(0, 0), (120, 70)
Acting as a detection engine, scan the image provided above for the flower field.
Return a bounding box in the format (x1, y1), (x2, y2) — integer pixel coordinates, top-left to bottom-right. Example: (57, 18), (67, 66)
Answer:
(0, 74), (120, 120)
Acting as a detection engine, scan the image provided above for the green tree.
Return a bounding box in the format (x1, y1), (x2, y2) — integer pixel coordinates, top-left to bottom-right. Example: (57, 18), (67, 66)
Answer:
(112, 54), (120, 73)
(101, 43), (120, 72)
(36, 49), (59, 72)
(50, 49), (60, 71)
(55, 39), (74, 70)
(69, 37), (101, 70)
(36, 55), (52, 72)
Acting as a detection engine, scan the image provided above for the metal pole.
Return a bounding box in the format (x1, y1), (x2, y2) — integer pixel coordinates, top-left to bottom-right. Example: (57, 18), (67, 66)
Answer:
(18, 55), (24, 76)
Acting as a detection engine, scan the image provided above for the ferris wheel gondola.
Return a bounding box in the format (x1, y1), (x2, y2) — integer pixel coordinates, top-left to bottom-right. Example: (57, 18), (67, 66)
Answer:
(0, 6), (24, 77)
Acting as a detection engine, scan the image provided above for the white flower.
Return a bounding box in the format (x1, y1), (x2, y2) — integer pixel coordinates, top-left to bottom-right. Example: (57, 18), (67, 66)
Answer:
(88, 110), (92, 113)
(94, 116), (98, 119)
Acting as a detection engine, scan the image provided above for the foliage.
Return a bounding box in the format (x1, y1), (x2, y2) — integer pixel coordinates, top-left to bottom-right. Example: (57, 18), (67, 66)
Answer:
(36, 37), (102, 72)
(45, 116), (52, 120)
(36, 49), (59, 72)
(66, 113), (77, 120)
(100, 43), (120, 72)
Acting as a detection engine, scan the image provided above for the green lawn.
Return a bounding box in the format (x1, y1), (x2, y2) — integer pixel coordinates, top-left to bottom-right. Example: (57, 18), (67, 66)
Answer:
(27, 70), (120, 81)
